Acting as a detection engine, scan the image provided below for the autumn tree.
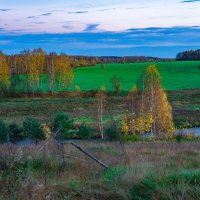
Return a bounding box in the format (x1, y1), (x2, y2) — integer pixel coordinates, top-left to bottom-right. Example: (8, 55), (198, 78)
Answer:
(54, 55), (74, 92)
(29, 51), (40, 97)
(127, 85), (138, 114)
(48, 52), (57, 94)
(95, 86), (107, 139)
(33, 48), (45, 90)
(137, 65), (174, 138)
(0, 53), (10, 94)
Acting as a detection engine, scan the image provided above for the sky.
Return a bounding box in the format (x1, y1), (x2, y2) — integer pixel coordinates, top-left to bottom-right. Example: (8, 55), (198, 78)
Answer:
(0, 0), (200, 57)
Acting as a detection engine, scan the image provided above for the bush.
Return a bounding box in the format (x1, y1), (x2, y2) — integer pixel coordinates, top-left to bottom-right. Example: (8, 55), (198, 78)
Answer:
(122, 134), (140, 142)
(8, 123), (24, 142)
(175, 133), (183, 142)
(77, 123), (93, 139)
(110, 76), (121, 93)
(52, 113), (74, 139)
(101, 63), (105, 69)
(23, 117), (45, 140)
(175, 132), (197, 142)
(105, 125), (120, 141)
(0, 120), (8, 143)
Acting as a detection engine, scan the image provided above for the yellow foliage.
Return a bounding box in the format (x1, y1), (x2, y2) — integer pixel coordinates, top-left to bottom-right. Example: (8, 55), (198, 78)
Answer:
(43, 124), (52, 139)
(121, 116), (129, 135)
(185, 133), (194, 140)
(121, 114), (154, 135)
(135, 117), (144, 133)
(75, 85), (81, 92)
(55, 55), (74, 90)
(0, 54), (10, 87)
(144, 114), (154, 132)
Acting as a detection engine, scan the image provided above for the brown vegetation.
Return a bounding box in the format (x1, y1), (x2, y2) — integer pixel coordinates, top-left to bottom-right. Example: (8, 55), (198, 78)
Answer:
(0, 141), (200, 199)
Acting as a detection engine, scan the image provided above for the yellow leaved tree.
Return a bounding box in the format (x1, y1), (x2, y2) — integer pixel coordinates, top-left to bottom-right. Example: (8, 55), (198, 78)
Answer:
(55, 55), (74, 91)
(0, 53), (10, 94)
(137, 64), (174, 138)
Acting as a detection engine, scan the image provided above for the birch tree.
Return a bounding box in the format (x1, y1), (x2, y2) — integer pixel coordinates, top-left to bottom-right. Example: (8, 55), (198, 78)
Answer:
(55, 55), (74, 92)
(137, 65), (174, 138)
(95, 86), (107, 139)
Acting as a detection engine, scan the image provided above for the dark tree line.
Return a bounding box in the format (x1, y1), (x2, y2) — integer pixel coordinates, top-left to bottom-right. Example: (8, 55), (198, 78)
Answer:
(176, 49), (200, 61)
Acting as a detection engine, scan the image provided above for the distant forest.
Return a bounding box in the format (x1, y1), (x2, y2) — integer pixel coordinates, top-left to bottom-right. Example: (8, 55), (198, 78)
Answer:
(176, 49), (200, 61)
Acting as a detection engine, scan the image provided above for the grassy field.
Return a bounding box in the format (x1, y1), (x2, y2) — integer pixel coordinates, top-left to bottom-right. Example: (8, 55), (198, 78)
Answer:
(73, 61), (200, 91)
(10, 61), (200, 93)
(1, 141), (200, 199)
(0, 89), (199, 128)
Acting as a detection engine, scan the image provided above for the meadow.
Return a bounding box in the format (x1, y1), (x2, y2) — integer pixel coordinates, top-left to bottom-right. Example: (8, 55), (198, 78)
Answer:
(0, 89), (199, 129)
(9, 61), (200, 93)
(73, 61), (200, 91)
(1, 141), (200, 199)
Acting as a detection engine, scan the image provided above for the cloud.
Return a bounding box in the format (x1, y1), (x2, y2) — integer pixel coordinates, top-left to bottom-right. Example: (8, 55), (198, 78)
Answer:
(0, 28), (5, 31)
(0, 9), (11, 12)
(180, 0), (200, 3)
(95, 8), (112, 12)
(67, 11), (88, 14)
(63, 25), (73, 29)
(0, 26), (200, 57)
(34, 22), (45, 24)
(84, 24), (99, 32)
(0, 40), (12, 44)
(27, 16), (37, 19)
(41, 13), (52, 16)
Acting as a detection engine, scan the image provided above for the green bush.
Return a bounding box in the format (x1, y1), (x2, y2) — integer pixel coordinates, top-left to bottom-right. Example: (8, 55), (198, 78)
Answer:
(0, 120), (8, 143)
(130, 170), (200, 200)
(52, 113), (74, 138)
(8, 123), (24, 142)
(122, 134), (140, 142)
(23, 117), (45, 140)
(175, 132), (183, 142)
(77, 123), (93, 139)
(105, 125), (120, 141)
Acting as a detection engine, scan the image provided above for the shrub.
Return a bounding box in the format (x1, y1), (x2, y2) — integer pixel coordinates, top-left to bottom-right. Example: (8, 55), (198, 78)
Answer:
(75, 85), (81, 92)
(23, 117), (45, 140)
(101, 63), (105, 69)
(77, 123), (93, 139)
(110, 76), (121, 93)
(122, 134), (140, 142)
(105, 125), (120, 141)
(0, 120), (8, 143)
(8, 123), (24, 142)
(175, 133), (183, 142)
(52, 113), (74, 138)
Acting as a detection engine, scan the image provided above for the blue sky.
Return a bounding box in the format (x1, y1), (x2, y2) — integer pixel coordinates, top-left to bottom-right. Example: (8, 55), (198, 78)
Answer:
(0, 0), (200, 57)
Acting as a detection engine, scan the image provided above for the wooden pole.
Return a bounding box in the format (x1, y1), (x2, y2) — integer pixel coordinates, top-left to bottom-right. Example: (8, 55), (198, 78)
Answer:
(71, 142), (108, 169)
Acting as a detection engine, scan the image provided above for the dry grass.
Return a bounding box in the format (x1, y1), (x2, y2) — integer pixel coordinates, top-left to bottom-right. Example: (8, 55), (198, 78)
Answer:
(0, 141), (200, 199)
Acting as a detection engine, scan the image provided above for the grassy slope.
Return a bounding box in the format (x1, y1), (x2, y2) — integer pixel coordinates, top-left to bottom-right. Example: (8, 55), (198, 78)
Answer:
(10, 61), (200, 92)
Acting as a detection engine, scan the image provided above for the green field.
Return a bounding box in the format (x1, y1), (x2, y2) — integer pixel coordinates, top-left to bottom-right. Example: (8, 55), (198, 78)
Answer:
(10, 61), (200, 93)
(73, 61), (200, 91)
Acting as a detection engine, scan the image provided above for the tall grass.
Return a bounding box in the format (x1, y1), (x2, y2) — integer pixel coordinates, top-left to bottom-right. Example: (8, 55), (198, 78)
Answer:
(0, 142), (200, 199)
